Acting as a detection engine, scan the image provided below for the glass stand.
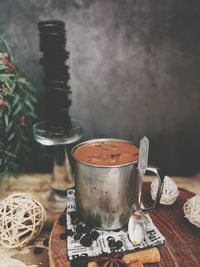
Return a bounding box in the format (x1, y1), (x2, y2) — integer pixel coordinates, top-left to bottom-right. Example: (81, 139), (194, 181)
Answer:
(33, 119), (82, 212)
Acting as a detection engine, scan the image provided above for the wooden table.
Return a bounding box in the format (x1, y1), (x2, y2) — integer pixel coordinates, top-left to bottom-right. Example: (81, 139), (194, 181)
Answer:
(49, 183), (200, 267)
(0, 174), (199, 266)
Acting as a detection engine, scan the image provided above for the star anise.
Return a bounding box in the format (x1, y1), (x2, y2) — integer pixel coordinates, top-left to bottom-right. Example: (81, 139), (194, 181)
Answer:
(97, 254), (127, 267)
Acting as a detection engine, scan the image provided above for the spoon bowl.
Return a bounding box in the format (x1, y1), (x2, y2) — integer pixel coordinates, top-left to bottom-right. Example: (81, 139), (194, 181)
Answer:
(128, 210), (149, 245)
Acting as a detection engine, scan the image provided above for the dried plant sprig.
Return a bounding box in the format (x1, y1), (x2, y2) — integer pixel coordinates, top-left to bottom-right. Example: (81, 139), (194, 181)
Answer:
(0, 33), (38, 175)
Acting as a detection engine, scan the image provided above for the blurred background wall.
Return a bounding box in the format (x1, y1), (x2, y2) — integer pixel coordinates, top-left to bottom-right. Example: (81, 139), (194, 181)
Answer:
(0, 0), (200, 176)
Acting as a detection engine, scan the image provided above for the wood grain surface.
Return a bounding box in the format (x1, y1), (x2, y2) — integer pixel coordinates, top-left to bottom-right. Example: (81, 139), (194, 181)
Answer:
(49, 183), (200, 267)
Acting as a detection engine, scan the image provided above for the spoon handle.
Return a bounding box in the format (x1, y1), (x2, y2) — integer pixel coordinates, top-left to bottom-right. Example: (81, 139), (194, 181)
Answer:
(138, 136), (149, 177)
(141, 166), (165, 214)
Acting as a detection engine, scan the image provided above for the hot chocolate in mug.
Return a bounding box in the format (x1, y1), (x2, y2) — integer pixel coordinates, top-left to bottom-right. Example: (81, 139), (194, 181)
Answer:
(72, 138), (164, 230)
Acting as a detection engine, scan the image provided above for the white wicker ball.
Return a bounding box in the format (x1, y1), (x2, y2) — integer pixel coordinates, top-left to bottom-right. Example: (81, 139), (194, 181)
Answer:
(183, 195), (200, 228)
(151, 176), (179, 205)
(0, 193), (46, 249)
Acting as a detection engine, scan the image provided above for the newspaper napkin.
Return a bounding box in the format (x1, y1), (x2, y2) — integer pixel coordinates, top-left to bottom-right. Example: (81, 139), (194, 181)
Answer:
(66, 189), (165, 261)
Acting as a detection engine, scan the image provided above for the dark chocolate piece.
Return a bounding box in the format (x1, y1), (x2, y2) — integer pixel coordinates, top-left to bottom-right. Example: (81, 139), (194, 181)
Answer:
(43, 238), (49, 247)
(66, 229), (74, 236)
(70, 256), (88, 267)
(80, 234), (92, 247)
(90, 230), (99, 241)
(59, 232), (67, 240)
(33, 247), (43, 255)
(82, 225), (92, 234)
(108, 238), (116, 248)
(58, 216), (66, 226)
(70, 211), (80, 225)
(74, 232), (83, 240)
(76, 224), (83, 234)
(115, 240), (123, 249)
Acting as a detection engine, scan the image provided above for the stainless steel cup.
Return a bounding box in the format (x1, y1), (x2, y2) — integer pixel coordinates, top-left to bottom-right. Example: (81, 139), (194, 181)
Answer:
(72, 138), (163, 230)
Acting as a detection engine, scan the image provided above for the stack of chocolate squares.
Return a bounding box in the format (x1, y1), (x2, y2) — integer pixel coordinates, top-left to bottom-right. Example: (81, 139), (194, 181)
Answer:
(38, 20), (71, 133)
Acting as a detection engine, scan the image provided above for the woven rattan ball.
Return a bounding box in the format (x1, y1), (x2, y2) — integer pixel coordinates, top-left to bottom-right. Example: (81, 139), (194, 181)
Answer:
(151, 176), (179, 205)
(183, 195), (200, 228)
(0, 193), (46, 249)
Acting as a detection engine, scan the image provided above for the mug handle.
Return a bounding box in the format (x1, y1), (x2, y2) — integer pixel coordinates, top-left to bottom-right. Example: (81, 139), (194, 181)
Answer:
(141, 166), (165, 214)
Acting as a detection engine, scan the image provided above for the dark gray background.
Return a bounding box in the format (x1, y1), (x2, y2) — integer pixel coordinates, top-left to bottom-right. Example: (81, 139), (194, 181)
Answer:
(1, 0), (200, 175)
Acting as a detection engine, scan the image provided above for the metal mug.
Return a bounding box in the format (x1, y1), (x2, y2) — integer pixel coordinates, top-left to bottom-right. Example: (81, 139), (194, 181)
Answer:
(72, 138), (164, 230)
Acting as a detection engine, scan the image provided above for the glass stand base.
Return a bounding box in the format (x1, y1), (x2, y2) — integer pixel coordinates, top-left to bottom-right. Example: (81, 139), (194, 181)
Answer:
(33, 119), (82, 213)
(41, 189), (70, 212)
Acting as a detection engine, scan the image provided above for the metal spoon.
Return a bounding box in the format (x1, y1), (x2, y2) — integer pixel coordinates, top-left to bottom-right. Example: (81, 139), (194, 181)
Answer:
(128, 210), (149, 245)
(128, 136), (149, 245)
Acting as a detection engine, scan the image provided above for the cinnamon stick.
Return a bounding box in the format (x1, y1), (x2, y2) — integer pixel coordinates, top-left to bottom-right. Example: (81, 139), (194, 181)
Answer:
(88, 262), (99, 267)
(122, 247), (160, 264)
(128, 261), (144, 267)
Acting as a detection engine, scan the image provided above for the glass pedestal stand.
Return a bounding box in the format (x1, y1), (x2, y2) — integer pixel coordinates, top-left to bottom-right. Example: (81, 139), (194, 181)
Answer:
(33, 120), (82, 212)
